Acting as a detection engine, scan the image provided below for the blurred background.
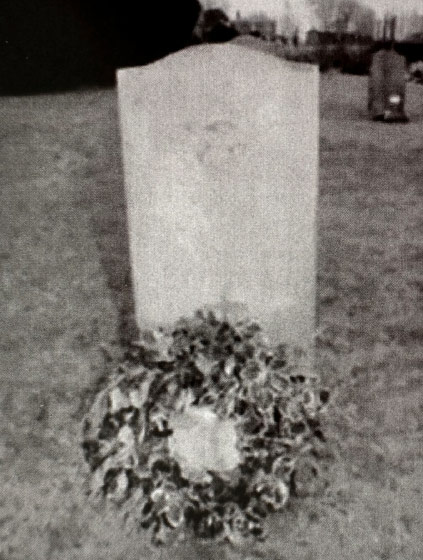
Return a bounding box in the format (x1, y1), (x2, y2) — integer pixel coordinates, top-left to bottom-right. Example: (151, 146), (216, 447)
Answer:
(1, 0), (423, 94)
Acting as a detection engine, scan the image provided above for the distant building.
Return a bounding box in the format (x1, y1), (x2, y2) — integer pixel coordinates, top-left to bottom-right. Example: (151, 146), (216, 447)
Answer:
(306, 28), (373, 46)
(233, 11), (277, 41)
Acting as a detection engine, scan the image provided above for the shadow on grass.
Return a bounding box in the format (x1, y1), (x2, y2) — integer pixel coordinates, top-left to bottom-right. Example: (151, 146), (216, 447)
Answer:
(77, 107), (139, 347)
(91, 185), (139, 347)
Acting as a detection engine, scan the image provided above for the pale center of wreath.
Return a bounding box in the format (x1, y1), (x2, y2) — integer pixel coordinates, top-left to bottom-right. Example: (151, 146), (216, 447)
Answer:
(168, 404), (240, 477)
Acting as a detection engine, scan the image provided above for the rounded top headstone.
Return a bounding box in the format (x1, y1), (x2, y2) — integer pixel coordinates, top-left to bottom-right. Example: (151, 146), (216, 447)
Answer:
(118, 42), (319, 351)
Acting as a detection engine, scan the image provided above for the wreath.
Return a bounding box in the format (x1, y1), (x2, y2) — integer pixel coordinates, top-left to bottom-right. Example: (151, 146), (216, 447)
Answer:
(82, 310), (329, 544)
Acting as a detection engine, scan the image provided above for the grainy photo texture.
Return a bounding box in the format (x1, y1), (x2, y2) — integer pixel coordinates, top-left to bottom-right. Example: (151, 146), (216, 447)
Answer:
(1, 0), (422, 559)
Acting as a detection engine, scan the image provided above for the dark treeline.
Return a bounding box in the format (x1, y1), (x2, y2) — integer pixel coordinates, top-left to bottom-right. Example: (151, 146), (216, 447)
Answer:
(388, 42), (423, 63)
(0, 0), (201, 94)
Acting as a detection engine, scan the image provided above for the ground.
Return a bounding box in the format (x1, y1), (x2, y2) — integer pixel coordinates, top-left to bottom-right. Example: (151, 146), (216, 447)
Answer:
(0, 71), (422, 559)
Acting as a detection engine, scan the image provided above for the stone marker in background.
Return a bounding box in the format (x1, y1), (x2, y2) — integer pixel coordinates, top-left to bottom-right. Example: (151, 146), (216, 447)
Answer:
(368, 48), (408, 122)
(118, 44), (319, 352)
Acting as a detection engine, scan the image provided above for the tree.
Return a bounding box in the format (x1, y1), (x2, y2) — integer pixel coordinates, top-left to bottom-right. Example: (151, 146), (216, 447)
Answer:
(201, 0), (230, 13)
(336, 0), (357, 31)
(280, 1), (302, 42)
(308, 0), (338, 31)
(308, 0), (376, 36)
(353, 5), (376, 37)
(194, 1), (237, 43)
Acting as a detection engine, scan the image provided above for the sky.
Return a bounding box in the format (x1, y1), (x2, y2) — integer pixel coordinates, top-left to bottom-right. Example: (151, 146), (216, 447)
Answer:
(224, 0), (423, 19)
(210, 0), (423, 39)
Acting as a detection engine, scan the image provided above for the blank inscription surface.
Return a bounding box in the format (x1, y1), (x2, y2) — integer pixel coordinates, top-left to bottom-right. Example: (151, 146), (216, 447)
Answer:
(118, 44), (319, 349)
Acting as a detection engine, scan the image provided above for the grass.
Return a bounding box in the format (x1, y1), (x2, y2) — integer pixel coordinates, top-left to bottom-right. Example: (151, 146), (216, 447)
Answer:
(0, 71), (422, 559)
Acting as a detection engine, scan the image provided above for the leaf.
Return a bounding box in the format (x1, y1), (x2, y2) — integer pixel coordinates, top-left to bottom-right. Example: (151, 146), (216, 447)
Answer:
(173, 389), (195, 413)
(128, 385), (145, 409)
(248, 471), (289, 512)
(164, 501), (185, 529)
(149, 404), (170, 433)
(271, 455), (296, 481)
(111, 426), (138, 469)
(109, 387), (130, 413)
(89, 463), (108, 497)
(224, 355), (236, 377)
(194, 354), (215, 376)
(109, 470), (129, 503)
(138, 330), (174, 364)
(83, 391), (110, 439)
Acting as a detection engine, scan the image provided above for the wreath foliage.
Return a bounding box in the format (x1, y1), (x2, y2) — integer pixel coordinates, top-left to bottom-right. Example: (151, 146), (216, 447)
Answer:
(82, 310), (329, 544)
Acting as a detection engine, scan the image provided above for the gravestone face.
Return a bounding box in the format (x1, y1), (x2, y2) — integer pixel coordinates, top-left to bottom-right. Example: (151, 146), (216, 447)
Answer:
(368, 49), (408, 122)
(118, 44), (318, 351)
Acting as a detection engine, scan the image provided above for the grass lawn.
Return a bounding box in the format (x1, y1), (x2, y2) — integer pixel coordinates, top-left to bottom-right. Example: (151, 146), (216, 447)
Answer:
(0, 70), (422, 560)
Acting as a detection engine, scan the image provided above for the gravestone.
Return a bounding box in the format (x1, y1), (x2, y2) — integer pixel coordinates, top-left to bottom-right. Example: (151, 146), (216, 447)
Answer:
(368, 48), (408, 122)
(117, 44), (318, 353)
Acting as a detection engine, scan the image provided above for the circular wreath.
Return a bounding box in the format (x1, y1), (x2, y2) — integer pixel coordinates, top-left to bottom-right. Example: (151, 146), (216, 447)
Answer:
(82, 310), (328, 544)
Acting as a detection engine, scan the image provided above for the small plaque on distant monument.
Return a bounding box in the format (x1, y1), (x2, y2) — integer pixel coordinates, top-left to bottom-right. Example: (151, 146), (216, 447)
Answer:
(117, 44), (319, 353)
(368, 48), (409, 122)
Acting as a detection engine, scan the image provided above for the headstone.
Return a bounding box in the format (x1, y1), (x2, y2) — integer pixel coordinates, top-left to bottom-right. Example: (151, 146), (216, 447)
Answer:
(117, 44), (318, 352)
(368, 48), (408, 122)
